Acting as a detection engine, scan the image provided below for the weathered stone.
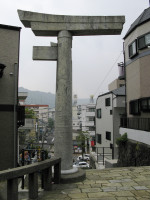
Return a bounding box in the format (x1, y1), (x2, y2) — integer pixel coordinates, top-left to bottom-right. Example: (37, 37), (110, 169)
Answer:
(109, 191), (134, 197)
(88, 191), (113, 198)
(131, 190), (150, 196)
(18, 9), (125, 171)
(18, 10), (125, 36)
(33, 46), (58, 60)
(102, 187), (117, 192)
(68, 192), (87, 199)
(81, 188), (102, 193)
(117, 140), (150, 167)
(133, 186), (148, 190)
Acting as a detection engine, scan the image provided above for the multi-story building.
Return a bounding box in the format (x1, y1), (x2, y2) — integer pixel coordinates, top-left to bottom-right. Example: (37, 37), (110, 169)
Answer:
(96, 86), (125, 159)
(24, 105), (49, 123)
(0, 24), (21, 170)
(77, 97), (96, 150)
(120, 7), (150, 145)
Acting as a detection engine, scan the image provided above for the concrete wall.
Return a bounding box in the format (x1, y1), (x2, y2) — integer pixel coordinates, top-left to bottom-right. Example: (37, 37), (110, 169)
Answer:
(120, 127), (150, 146)
(0, 25), (21, 170)
(117, 139), (150, 167)
(108, 79), (125, 91)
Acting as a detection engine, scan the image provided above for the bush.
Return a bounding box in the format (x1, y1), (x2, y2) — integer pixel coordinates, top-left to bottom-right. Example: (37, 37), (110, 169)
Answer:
(116, 133), (128, 146)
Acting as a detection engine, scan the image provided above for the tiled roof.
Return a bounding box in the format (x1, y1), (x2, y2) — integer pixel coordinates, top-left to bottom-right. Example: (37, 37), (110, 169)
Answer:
(124, 7), (150, 39)
(112, 85), (125, 96)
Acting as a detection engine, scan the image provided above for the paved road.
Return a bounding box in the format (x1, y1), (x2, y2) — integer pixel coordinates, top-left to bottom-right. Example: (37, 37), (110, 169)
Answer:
(37, 166), (150, 200)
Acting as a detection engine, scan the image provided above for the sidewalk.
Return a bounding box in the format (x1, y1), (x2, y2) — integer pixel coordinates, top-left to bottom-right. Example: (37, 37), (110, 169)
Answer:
(38, 166), (150, 200)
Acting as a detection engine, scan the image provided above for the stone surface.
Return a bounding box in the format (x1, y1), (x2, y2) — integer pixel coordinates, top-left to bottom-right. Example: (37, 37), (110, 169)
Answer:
(36, 166), (150, 200)
(61, 168), (86, 184)
(33, 46), (58, 60)
(18, 10), (125, 36)
(54, 30), (73, 170)
(18, 10), (125, 171)
(117, 140), (150, 167)
(1, 166), (149, 200)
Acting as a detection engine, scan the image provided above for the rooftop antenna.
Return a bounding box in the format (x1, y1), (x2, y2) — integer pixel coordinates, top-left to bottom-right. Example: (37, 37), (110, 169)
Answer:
(90, 95), (94, 103)
(73, 94), (77, 106)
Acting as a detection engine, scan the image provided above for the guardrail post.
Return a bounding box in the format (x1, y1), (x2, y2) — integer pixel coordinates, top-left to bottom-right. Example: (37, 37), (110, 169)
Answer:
(43, 166), (52, 191)
(7, 178), (18, 200)
(29, 172), (38, 200)
(54, 160), (61, 184)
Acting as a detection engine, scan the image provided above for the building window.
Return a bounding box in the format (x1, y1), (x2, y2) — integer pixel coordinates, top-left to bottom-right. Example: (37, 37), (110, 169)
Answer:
(89, 127), (95, 131)
(128, 40), (137, 58)
(138, 32), (150, 49)
(105, 98), (110, 106)
(89, 117), (95, 121)
(88, 108), (95, 112)
(140, 98), (150, 112)
(97, 134), (101, 144)
(97, 109), (101, 118)
(110, 110), (112, 115)
(130, 100), (140, 115)
(106, 131), (111, 141)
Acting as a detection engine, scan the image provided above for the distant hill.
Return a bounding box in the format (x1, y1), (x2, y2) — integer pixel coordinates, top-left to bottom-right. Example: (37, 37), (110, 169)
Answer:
(19, 87), (95, 107)
(19, 87), (55, 107)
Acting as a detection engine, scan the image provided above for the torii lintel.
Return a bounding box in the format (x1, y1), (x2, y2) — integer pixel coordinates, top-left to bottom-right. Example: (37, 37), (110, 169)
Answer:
(18, 10), (125, 37)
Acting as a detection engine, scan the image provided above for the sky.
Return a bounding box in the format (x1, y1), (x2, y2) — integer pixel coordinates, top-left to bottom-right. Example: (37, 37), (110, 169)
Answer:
(0, 0), (149, 99)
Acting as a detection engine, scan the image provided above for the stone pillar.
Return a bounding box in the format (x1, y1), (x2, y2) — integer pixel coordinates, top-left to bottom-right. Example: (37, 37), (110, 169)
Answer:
(54, 31), (73, 170)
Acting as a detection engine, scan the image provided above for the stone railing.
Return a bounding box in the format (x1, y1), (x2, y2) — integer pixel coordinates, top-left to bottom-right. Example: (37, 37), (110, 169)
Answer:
(0, 157), (61, 200)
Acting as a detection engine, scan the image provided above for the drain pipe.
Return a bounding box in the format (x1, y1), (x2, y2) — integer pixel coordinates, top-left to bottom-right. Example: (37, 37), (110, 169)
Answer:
(14, 63), (18, 167)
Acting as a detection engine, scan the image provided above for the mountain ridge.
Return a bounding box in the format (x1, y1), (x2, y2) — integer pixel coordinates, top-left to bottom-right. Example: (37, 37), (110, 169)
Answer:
(19, 87), (95, 107)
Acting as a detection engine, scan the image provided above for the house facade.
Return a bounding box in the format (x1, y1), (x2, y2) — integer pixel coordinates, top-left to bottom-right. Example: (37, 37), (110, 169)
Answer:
(120, 7), (150, 145)
(96, 86), (125, 159)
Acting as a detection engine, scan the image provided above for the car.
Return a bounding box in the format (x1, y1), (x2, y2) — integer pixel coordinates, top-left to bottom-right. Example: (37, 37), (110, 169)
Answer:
(77, 154), (90, 161)
(73, 161), (89, 168)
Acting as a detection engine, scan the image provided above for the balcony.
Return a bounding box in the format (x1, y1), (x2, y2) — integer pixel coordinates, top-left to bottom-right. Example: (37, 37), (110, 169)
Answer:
(86, 112), (95, 117)
(85, 121), (95, 127)
(120, 117), (150, 132)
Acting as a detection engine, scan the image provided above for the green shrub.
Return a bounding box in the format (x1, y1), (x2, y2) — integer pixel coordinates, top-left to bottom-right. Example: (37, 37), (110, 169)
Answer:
(116, 133), (128, 146)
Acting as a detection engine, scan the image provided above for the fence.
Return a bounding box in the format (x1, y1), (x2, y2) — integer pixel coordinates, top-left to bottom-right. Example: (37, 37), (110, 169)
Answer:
(96, 147), (117, 165)
(0, 157), (61, 200)
(121, 117), (150, 131)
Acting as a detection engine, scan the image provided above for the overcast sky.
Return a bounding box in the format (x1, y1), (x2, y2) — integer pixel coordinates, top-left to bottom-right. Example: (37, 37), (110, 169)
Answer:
(0, 0), (149, 98)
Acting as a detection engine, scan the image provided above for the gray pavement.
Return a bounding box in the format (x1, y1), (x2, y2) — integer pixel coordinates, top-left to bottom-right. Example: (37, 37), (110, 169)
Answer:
(36, 166), (150, 200)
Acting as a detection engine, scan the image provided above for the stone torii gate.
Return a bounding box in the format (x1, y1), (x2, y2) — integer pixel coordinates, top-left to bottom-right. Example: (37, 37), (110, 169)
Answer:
(18, 10), (125, 172)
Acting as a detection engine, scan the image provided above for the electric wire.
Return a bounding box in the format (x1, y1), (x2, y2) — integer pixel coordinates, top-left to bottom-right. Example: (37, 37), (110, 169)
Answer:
(93, 51), (123, 97)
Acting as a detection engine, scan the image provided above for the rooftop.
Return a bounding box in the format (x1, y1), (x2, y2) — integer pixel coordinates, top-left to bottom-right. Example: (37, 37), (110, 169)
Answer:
(124, 7), (150, 39)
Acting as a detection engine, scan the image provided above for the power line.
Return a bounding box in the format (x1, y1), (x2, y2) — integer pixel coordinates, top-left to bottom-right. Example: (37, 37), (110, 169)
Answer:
(93, 51), (123, 97)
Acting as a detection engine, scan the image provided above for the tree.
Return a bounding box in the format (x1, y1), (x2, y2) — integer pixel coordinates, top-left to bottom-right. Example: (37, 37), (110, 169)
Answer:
(76, 131), (90, 157)
(48, 118), (54, 130)
(25, 108), (35, 119)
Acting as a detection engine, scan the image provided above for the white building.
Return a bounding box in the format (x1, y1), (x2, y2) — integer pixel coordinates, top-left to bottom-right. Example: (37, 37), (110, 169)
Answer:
(96, 86), (125, 158)
(72, 105), (81, 131)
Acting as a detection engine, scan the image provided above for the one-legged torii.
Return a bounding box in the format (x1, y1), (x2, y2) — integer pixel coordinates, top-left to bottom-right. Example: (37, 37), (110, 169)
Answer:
(18, 10), (125, 172)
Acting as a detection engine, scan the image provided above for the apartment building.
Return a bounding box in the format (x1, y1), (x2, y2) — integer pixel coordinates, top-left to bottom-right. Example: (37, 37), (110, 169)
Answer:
(120, 7), (150, 145)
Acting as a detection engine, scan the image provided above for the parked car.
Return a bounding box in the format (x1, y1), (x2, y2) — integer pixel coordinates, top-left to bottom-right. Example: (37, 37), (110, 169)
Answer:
(77, 154), (90, 161)
(73, 161), (89, 168)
